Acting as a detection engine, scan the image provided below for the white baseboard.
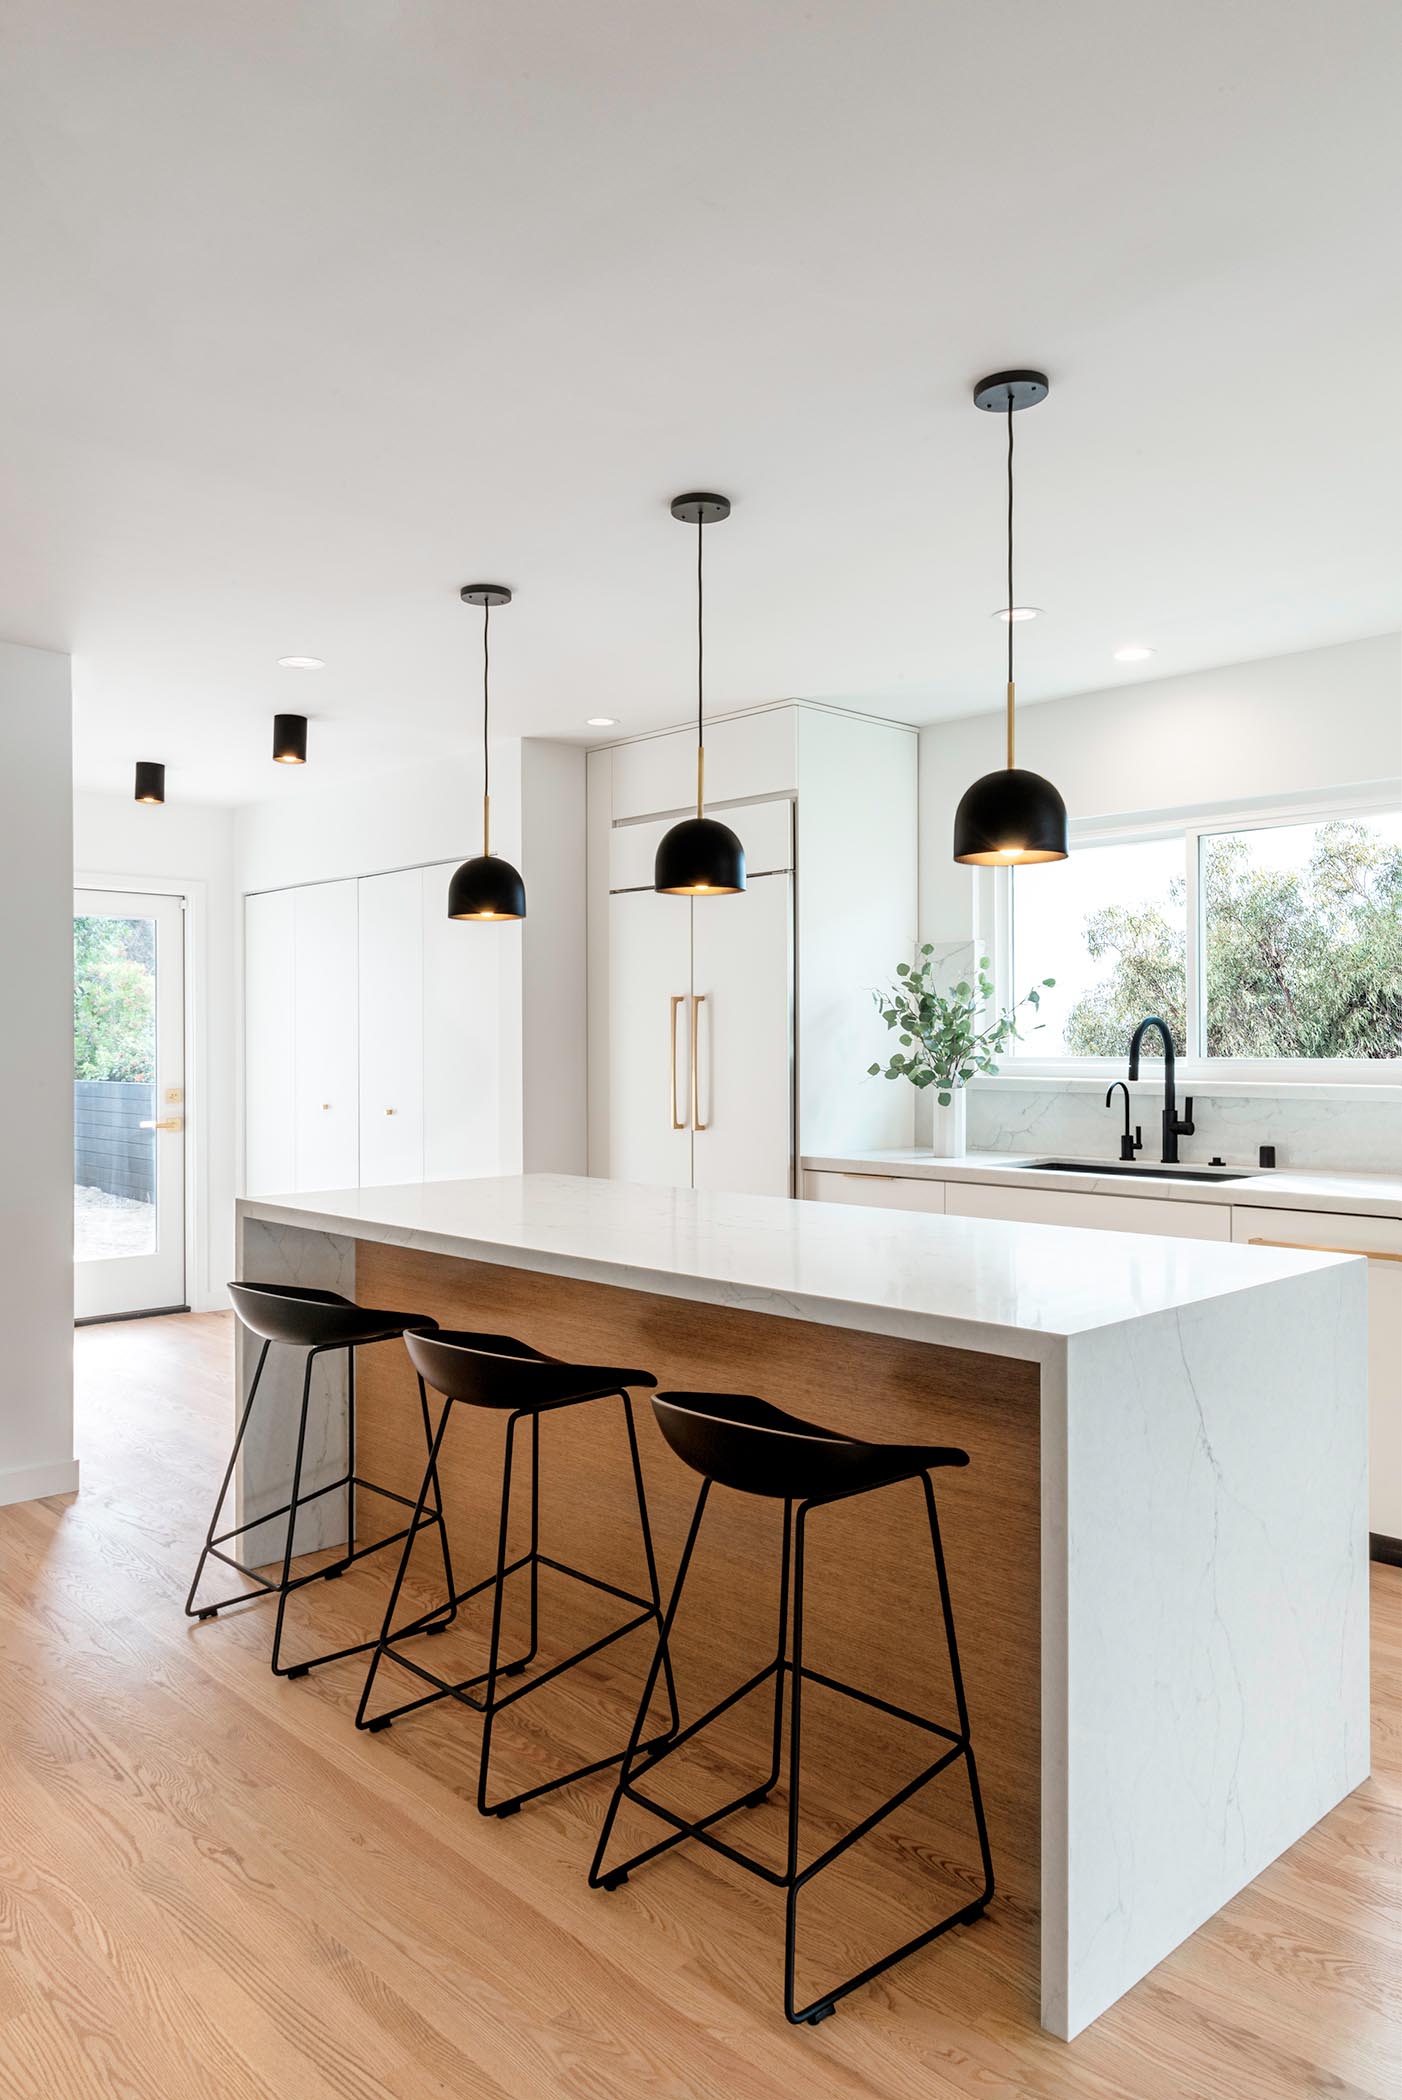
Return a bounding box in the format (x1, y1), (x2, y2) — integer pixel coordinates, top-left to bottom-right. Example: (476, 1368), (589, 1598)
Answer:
(0, 1457), (81, 1509)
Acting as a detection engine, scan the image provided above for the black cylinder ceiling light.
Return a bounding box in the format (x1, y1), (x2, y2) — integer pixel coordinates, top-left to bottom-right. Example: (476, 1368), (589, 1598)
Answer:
(952, 371), (1068, 866)
(654, 494), (746, 896)
(448, 584), (526, 921)
(133, 760), (165, 805)
(272, 712), (308, 764)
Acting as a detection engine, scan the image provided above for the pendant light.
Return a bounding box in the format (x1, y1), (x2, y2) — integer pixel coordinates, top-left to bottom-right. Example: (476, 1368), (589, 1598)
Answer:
(133, 760), (165, 805)
(448, 585), (526, 921)
(272, 713), (308, 764)
(654, 494), (745, 896)
(953, 370), (1068, 865)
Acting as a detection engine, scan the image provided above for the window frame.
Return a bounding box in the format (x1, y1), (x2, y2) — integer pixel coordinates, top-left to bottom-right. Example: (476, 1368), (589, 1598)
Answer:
(990, 783), (1402, 1087)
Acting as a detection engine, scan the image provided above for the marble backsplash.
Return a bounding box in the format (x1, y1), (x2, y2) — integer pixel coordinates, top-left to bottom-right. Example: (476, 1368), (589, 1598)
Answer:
(964, 1081), (1402, 1175)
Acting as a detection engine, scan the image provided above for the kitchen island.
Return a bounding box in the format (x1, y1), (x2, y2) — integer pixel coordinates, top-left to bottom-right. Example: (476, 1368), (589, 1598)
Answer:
(234, 1173), (1367, 2039)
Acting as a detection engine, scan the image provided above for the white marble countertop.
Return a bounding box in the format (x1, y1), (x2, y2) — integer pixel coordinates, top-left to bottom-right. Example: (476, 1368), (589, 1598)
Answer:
(238, 1172), (1352, 1364)
(802, 1149), (1402, 1220)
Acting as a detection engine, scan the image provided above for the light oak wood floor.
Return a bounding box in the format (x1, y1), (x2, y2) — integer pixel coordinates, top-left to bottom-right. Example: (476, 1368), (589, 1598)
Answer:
(2, 1311), (1396, 2099)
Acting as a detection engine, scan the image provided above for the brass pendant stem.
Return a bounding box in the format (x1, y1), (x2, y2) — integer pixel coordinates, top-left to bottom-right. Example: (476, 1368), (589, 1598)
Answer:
(1006, 682), (1016, 770)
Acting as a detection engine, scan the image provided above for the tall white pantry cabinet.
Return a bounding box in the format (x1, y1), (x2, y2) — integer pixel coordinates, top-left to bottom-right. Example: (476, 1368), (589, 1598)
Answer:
(244, 861), (505, 1194)
(588, 703), (920, 1192)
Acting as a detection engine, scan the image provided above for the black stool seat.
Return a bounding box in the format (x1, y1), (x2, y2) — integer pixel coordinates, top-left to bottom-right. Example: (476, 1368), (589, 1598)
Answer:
(652, 1390), (968, 1500)
(355, 1328), (678, 1819)
(406, 1327), (656, 1409)
(591, 1388), (994, 2027)
(186, 1283), (455, 1683)
(228, 1281), (438, 1350)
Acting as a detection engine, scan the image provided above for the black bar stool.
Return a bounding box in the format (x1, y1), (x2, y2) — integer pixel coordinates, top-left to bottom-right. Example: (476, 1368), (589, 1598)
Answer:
(589, 1390), (994, 2027)
(185, 1282), (455, 1679)
(355, 1328), (679, 1819)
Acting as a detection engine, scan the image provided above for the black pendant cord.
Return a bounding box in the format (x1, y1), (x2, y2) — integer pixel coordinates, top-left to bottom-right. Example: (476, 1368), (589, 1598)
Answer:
(482, 599), (491, 810)
(696, 514), (705, 813)
(1006, 397), (1015, 694)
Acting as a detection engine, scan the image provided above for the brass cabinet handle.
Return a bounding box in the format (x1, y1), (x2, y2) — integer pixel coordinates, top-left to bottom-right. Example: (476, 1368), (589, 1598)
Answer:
(139, 1116), (184, 1133)
(1248, 1235), (1402, 1263)
(669, 995), (687, 1130)
(691, 994), (707, 1132)
(385, 1108), (397, 1116)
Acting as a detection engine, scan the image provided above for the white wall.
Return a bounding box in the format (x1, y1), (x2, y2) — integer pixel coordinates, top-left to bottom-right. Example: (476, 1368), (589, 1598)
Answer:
(917, 633), (1402, 1169)
(74, 792), (239, 1307)
(796, 707), (918, 1155)
(1, 641), (79, 1506)
(520, 740), (587, 1173)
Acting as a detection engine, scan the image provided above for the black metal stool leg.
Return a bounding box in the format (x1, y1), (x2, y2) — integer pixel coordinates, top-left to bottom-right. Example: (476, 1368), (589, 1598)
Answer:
(476, 1410), (524, 1816)
(620, 1389), (681, 1740)
(590, 1478), (712, 1889)
(356, 1396), (456, 1729)
(185, 1337), (274, 1619)
(414, 1372), (458, 1636)
(923, 1473), (995, 1912)
(762, 1500), (793, 1804)
(784, 1502), (830, 2024)
(270, 1347), (321, 1678)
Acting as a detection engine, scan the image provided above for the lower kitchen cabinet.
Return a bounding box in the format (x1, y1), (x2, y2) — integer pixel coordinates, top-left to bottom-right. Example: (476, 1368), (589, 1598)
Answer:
(803, 1169), (945, 1213)
(943, 1179), (1232, 1240)
(1233, 1205), (1402, 1547)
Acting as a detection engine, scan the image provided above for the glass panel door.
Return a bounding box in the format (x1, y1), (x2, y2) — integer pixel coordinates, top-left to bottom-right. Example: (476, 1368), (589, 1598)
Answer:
(73, 888), (187, 1319)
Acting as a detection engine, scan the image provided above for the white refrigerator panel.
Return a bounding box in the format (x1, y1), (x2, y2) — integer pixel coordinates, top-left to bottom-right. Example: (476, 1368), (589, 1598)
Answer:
(691, 871), (793, 1198)
(607, 887), (693, 1189)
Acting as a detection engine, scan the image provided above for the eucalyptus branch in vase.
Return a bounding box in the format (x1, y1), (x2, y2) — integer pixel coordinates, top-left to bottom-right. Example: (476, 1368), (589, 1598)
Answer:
(868, 950), (1054, 1105)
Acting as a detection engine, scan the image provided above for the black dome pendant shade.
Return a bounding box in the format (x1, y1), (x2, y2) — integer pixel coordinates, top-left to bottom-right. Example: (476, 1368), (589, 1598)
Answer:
(654, 494), (745, 896)
(134, 760), (165, 805)
(448, 585), (526, 921)
(953, 371), (1068, 866)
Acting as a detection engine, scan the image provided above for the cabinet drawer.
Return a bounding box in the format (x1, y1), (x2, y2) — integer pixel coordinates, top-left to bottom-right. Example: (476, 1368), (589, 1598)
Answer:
(944, 1180), (1231, 1240)
(804, 1170), (945, 1214)
(1229, 1206), (1402, 1260)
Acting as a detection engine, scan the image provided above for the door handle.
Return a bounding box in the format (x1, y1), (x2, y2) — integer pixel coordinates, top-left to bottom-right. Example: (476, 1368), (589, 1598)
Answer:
(668, 995), (687, 1130)
(1248, 1236), (1402, 1262)
(691, 994), (707, 1132)
(139, 1117), (184, 1133)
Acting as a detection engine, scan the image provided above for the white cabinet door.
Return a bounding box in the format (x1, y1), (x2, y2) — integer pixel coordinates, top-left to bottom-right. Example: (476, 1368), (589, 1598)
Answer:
(1233, 1205), (1402, 1542)
(293, 880), (359, 1192)
(245, 889), (296, 1195)
(608, 887), (692, 1188)
(804, 1170), (945, 1213)
(944, 1180), (1232, 1241)
(692, 871), (793, 1198)
(358, 869), (424, 1186)
(422, 862), (505, 1180)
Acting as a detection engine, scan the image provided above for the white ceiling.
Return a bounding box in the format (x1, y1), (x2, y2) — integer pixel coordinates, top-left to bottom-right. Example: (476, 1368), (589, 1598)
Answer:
(4, 0), (1399, 805)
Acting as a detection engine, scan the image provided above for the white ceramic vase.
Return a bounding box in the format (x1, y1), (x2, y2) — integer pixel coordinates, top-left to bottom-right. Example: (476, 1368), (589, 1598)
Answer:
(930, 1087), (967, 1159)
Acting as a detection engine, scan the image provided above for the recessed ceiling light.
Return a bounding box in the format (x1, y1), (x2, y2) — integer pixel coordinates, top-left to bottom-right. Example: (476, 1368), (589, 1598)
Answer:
(992, 606), (1040, 623)
(1113, 645), (1155, 662)
(277, 655), (325, 670)
(586, 716), (618, 727)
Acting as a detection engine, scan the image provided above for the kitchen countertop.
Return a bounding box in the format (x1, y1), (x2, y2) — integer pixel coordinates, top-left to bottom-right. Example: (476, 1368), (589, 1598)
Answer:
(236, 1171), (1354, 1364)
(801, 1148), (1402, 1220)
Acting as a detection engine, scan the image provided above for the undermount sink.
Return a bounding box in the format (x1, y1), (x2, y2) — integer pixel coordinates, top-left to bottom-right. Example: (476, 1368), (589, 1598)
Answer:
(1011, 1158), (1252, 1184)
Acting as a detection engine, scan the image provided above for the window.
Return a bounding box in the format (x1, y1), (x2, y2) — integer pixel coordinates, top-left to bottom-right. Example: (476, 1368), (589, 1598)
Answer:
(1011, 837), (1185, 1057)
(1009, 802), (1402, 1070)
